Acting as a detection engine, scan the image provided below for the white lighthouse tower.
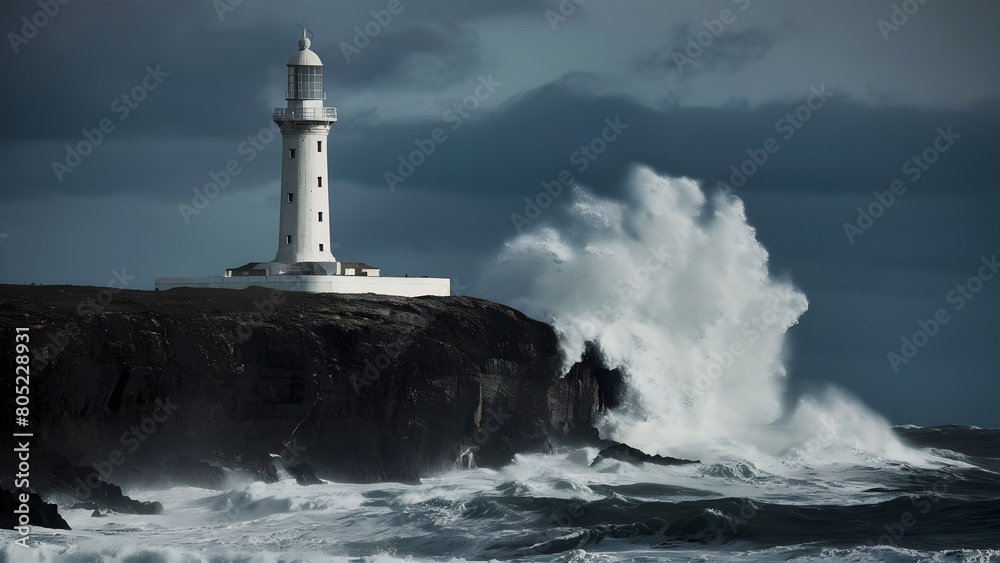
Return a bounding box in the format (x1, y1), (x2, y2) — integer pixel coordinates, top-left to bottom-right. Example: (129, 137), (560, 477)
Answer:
(273, 28), (337, 266)
(155, 29), (450, 297)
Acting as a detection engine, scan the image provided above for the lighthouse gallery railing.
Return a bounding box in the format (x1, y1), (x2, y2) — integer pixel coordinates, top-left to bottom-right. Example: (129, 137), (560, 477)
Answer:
(273, 107), (337, 120)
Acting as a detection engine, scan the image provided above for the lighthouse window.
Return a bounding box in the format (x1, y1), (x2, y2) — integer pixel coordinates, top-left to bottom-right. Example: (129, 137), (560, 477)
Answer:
(319, 244), (324, 251)
(317, 176), (323, 187)
(285, 235), (291, 245)
(287, 193), (293, 203)
(317, 141), (322, 152)
(286, 66), (323, 100)
(318, 212), (323, 222)
(289, 149), (296, 159)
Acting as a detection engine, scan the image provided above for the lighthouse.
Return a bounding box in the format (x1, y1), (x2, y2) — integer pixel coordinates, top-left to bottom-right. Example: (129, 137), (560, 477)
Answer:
(273, 28), (337, 265)
(155, 29), (450, 297)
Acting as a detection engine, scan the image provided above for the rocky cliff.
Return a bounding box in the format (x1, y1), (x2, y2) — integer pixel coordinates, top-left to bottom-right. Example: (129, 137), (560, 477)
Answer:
(0, 284), (618, 490)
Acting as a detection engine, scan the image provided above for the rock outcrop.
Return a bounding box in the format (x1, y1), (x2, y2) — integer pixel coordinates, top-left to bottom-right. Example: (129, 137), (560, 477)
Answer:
(591, 443), (699, 467)
(0, 285), (617, 492)
(0, 488), (70, 530)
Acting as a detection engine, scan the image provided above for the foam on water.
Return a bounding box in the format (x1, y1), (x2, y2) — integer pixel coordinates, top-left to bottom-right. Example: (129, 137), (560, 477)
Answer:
(3, 446), (988, 561)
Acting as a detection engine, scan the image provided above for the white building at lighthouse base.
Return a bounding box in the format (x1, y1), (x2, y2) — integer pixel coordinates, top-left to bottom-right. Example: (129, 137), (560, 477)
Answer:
(156, 259), (450, 297)
(154, 272), (450, 297)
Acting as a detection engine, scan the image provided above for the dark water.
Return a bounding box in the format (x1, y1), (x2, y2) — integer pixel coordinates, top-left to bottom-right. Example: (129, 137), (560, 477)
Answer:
(341, 426), (1000, 561)
(3, 425), (999, 562)
(343, 425), (1000, 561)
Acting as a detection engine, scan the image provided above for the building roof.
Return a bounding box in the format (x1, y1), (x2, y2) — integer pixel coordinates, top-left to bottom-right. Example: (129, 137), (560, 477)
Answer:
(288, 36), (323, 66)
(341, 262), (379, 270)
(288, 48), (322, 66)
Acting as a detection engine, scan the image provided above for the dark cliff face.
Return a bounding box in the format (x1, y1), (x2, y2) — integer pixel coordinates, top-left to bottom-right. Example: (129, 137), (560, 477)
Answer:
(0, 285), (611, 486)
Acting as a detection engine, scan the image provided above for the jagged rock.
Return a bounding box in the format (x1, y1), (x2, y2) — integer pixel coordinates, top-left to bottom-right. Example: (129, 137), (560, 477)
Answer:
(286, 463), (322, 486)
(0, 488), (71, 530)
(591, 443), (699, 467)
(54, 465), (162, 515)
(170, 456), (228, 490)
(551, 342), (627, 445)
(263, 463), (280, 483)
(92, 482), (163, 515)
(0, 285), (620, 487)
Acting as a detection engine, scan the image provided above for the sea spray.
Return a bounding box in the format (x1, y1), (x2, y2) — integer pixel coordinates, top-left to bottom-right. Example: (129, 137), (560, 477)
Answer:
(483, 166), (916, 463)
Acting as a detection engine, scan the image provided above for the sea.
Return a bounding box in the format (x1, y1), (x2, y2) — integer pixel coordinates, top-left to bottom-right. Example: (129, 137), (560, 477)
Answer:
(4, 168), (998, 562)
(3, 425), (1000, 562)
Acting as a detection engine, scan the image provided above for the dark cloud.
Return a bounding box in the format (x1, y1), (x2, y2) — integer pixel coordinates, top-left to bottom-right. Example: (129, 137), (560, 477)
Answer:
(407, 0), (551, 20)
(329, 23), (482, 90)
(0, 3), (290, 143)
(1, 0), (999, 427)
(635, 26), (773, 77)
(331, 80), (1000, 205)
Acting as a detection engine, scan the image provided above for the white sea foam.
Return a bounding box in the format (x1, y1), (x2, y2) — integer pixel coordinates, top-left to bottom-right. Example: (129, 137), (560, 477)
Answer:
(482, 166), (927, 468)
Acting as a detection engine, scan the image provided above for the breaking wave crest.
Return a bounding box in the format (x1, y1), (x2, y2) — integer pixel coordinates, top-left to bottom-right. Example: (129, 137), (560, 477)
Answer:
(483, 166), (922, 465)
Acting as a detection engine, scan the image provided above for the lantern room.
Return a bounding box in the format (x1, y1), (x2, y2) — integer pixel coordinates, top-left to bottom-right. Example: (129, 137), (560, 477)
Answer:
(286, 35), (324, 101)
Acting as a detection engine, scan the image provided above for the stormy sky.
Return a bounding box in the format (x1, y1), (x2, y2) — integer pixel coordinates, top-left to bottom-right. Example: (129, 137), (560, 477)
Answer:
(1, 0), (997, 427)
